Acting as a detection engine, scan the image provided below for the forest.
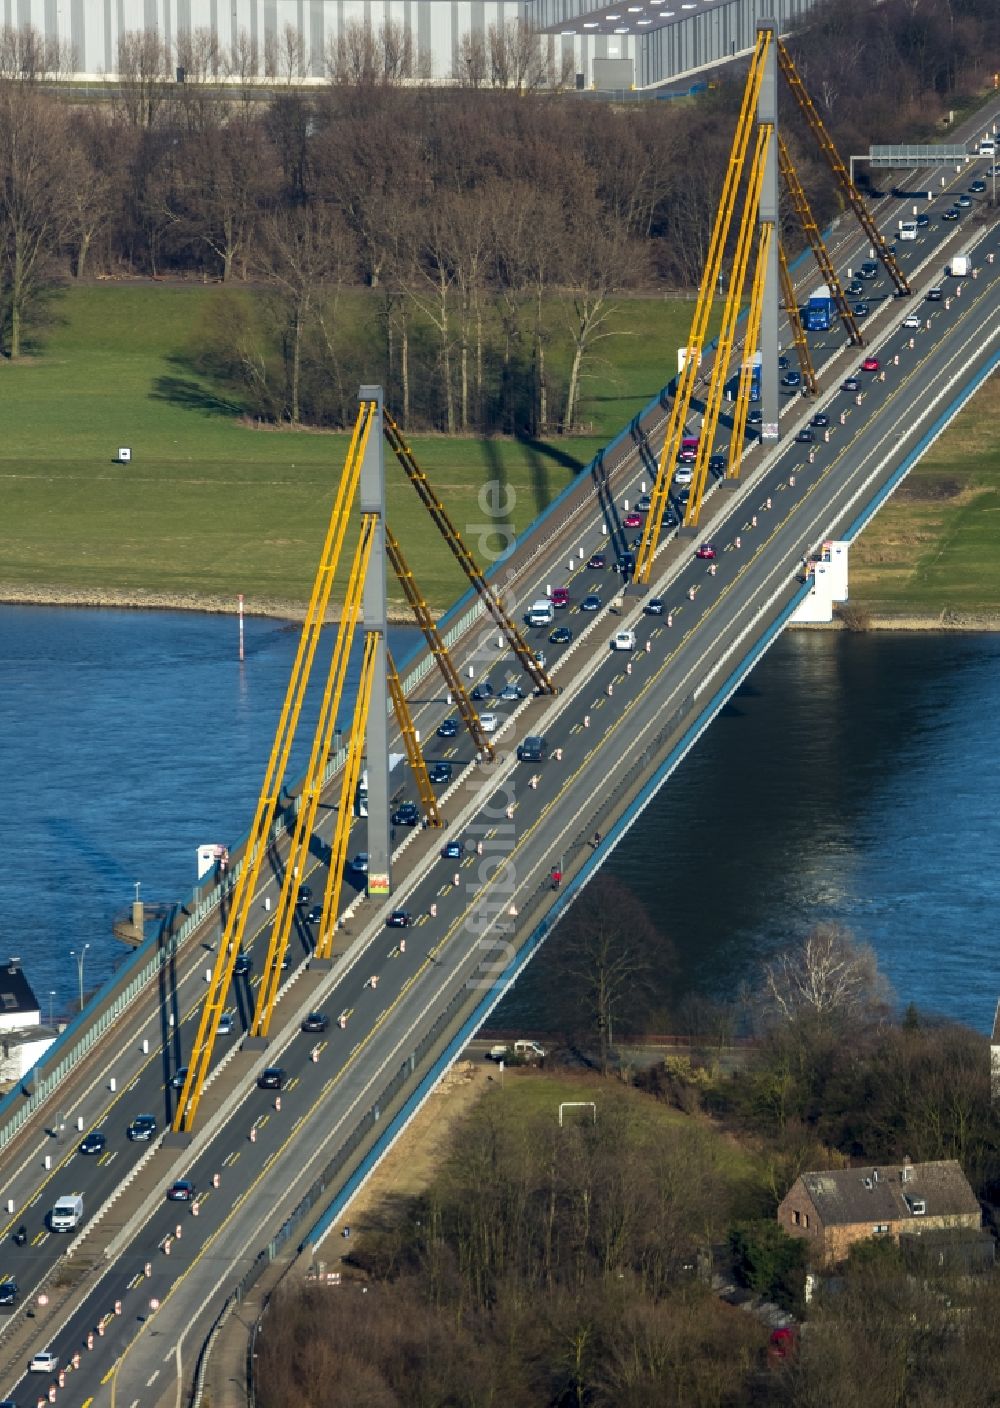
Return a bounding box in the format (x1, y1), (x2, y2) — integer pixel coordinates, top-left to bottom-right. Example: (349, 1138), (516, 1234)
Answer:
(0, 0), (997, 438)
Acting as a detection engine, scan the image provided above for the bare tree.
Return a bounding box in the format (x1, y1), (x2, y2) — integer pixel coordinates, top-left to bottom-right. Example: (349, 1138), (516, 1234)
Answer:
(0, 24), (73, 82)
(63, 113), (115, 280)
(225, 29), (260, 109)
(487, 19), (548, 92)
(278, 23), (308, 84)
(561, 211), (641, 432)
(327, 19), (415, 86)
(115, 30), (172, 129)
(0, 87), (69, 355)
(455, 31), (488, 88)
(760, 923), (891, 1027)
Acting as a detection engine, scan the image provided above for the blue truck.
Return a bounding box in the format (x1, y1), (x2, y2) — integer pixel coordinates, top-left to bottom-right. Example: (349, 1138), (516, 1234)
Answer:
(802, 285), (834, 332)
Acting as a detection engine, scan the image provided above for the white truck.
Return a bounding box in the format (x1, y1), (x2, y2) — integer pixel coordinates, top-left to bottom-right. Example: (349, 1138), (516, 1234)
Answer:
(50, 1194), (83, 1232)
(948, 253), (971, 277)
(898, 219), (918, 242)
(526, 599), (555, 628)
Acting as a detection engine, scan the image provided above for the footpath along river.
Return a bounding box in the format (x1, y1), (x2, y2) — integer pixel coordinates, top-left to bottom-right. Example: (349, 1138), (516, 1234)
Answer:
(2, 606), (999, 1031)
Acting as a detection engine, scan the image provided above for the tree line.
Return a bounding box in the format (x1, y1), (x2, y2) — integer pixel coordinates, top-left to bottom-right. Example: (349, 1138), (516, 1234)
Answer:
(0, 0), (996, 434)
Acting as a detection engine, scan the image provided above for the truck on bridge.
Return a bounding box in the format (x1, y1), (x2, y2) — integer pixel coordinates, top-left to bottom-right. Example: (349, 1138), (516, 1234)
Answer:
(802, 285), (834, 331)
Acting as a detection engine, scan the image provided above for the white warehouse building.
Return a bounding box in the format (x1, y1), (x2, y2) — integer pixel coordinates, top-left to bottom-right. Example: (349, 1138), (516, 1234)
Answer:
(28, 0), (816, 89)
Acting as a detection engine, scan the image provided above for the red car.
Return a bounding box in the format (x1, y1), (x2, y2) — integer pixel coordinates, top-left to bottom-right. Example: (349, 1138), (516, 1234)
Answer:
(695, 542), (717, 560)
(624, 512), (643, 529)
(550, 586), (570, 608)
(861, 356), (880, 372)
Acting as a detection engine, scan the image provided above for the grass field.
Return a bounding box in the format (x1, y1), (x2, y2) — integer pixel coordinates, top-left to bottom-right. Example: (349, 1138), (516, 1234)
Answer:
(0, 284), (699, 614)
(849, 371), (1000, 617)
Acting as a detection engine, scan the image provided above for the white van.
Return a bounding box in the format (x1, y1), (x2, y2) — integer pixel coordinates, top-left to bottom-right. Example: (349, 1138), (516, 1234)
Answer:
(50, 1194), (83, 1232)
(526, 599), (555, 627)
(513, 1040), (546, 1061)
(978, 138), (996, 158)
(898, 220), (917, 242)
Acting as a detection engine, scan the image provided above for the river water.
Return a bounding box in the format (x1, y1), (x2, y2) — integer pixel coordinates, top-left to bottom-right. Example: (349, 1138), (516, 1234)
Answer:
(2, 607), (998, 1031)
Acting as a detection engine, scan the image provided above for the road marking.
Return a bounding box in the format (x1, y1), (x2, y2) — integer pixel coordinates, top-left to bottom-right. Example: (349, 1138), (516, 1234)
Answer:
(222, 1151), (238, 1167)
(31, 1231), (46, 1246)
(146, 1370), (159, 1387)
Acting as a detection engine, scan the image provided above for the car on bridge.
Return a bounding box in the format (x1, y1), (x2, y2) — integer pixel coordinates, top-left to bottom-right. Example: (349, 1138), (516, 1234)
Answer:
(841, 375), (860, 392)
(350, 853), (369, 873)
(854, 302), (870, 317)
(550, 587), (570, 608)
(942, 207), (960, 220)
(644, 597), (665, 616)
(581, 594), (602, 612)
(612, 629), (636, 651)
(795, 427), (815, 443)
(587, 553), (607, 570)
(957, 194), (971, 207)
(970, 180), (986, 194)
(845, 280), (863, 297)
(549, 626), (572, 645)
(306, 904), (324, 924)
(861, 356), (880, 372)
(301, 1012), (329, 1033)
(127, 1113), (157, 1142)
(637, 493), (652, 511)
(516, 736), (547, 763)
(441, 839), (464, 860)
(470, 680), (493, 701)
(0, 1278), (17, 1306)
(166, 1180), (196, 1203)
(916, 212), (930, 225)
(169, 1067), (188, 1091)
(234, 951), (252, 976)
(218, 1012), (235, 1035)
(624, 512), (643, 529)
(387, 910), (413, 928)
(257, 1067), (286, 1090)
(391, 802), (421, 826)
(29, 1352), (58, 1374)
(79, 1129), (106, 1155)
(926, 287), (943, 301)
(499, 682), (525, 700)
(903, 312), (922, 328)
(709, 454), (727, 475)
(673, 465), (693, 487)
(747, 410), (763, 427)
(436, 717), (458, 738)
(781, 370), (802, 388)
(811, 413), (830, 428)
(479, 712), (499, 733)
(859, 260), (879, 279)
(427, 762), (453, 785)
(296, 884), (312, 905)
(695, 543), (717, 560)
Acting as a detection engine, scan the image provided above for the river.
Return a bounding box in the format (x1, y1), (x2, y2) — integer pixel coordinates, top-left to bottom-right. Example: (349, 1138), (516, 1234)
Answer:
(1, 607), (997, 1032)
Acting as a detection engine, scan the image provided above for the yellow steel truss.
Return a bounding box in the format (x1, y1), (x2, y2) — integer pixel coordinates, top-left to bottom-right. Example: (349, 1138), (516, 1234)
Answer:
(727, 221), (773, 479)
(776, 133), (863, 347)
(685, 123), (772, 528)
(313, 633), (379, 963)
(635, 26), (771, 582)
(387, 649), (442, 827)
(383, 411), (556, 695)
(249, 516), (376, 1039)
(777, 240), (818, 396)
(384, 525), (494, 760)
(777, 40), (910, 296)
(173, 400), (376, 1132)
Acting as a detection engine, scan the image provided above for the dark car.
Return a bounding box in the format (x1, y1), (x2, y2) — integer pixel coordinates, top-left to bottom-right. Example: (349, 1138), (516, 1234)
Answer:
(781, 370), (802, 388)
(709, 453), (727, 474)
(916, 213), (930, 226)
(350, 853), (369, 873)
(441, 839), (464, 860)
(795, 427), (815, 443)
(942, 207), (960, 220)
(587, 553), (607, 570)
(644, 597), (665, 616)
(777, 354), (790, 369)
(970, 180), (986, 194)
(747, 409), (763, 427)
(841, 375), (860, 392)
(517, 735), (547, 763)
(234, 951), (252, 977)
(437, 717), (458, 738)
(127, 1113), (157, 1142)
(387, 910), (413, 928)
(301, 1011), (329, 1033)
(427, 761), (453, 785)
(166, 1180), (196, 1203)
(853, 302), (870, 317)
(845, 279), (864, 296)
(79, 1129), (106, 1155)
(296, 884), (312, 906)
(470, 681), (493, 702)
(257, 1067), (286, 1091)
(581, 595), (602, 612)
(811, 413), (830, 428)
(391, 802), (420, 826)
(549, 626), (572, 645)
(637, 494), (652, 511)
(498, 683), (524, 701)
(0, 1279), (17, 1306)
(926, 287), (943, 301)
(859, 260), (878, 279)
(169, 1066), (188, 1091)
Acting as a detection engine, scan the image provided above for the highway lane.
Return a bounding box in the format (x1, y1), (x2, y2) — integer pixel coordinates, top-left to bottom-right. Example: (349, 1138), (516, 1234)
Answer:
(7, 192), (1000, 1406)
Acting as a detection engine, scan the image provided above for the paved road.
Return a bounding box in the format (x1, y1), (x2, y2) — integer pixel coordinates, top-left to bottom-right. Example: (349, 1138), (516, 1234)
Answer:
(2, 122), (999, 1408)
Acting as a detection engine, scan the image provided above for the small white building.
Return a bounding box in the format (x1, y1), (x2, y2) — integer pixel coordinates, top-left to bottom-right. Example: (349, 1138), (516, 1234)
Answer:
(0, 958), (58, 1087)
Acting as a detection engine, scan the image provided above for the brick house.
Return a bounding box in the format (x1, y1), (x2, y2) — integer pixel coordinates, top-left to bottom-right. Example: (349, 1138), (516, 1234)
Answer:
(778, 1158), (981, 1265)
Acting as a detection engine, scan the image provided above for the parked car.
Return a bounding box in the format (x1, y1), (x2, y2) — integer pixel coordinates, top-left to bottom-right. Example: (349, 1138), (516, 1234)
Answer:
(166, 1180), (196, 1203)
(127, 1113), (157, 1142)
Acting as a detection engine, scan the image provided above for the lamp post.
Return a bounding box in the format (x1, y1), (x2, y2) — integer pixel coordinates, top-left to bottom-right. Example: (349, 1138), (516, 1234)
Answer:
(69, 944), (90, 1011)
(48, 991), (55, 1027)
